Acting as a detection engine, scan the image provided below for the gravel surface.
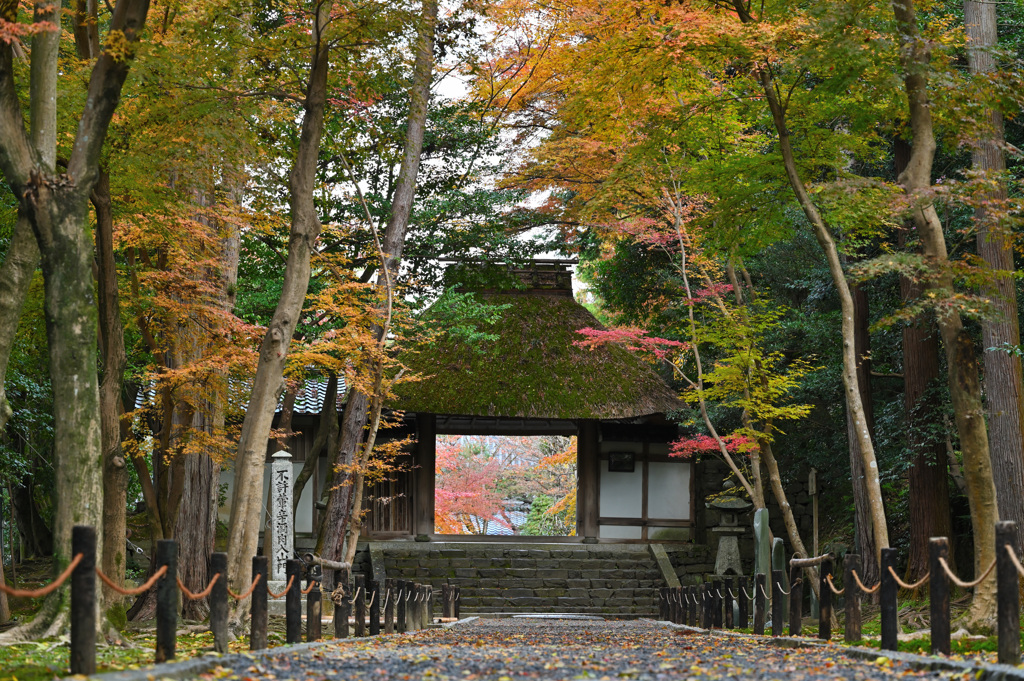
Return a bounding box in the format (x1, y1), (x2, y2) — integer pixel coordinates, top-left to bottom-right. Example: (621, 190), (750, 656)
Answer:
(202, 619), (959, 681)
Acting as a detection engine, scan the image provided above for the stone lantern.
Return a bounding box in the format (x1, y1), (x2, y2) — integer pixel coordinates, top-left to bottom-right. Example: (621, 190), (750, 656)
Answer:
(707, 480), (752, 575)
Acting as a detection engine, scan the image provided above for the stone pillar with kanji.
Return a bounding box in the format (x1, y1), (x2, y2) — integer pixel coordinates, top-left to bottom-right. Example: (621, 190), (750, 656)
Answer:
(269, 451), (293, 581)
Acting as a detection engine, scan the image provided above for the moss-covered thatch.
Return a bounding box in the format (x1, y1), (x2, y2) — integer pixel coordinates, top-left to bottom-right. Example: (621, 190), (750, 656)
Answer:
(392, 293), (681, 419)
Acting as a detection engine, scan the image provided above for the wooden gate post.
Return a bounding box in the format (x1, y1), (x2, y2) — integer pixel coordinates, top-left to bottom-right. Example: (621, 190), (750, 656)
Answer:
(251, 555), (269, 651)
(155, 539), (178, 662)
(753, 573), (766, 635)
(996, 521), (1020, 665)
(880, 547), (897, 651)
(396, 580), (408, 633)
(712, 579), (723, 628)
(70, 526), (96, 676)
(844, 554), (861, 642)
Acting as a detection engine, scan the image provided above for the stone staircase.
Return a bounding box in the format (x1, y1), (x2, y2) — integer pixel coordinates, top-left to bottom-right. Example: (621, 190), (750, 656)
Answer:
(374, 542), (669, 616)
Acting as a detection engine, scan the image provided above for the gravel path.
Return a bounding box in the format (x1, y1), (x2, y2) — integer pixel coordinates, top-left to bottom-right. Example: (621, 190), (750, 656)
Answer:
(203, 619), (957, 681)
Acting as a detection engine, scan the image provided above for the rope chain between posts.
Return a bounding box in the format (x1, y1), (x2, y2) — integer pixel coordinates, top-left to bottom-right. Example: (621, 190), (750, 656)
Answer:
(0, 554), (83, 598)
(886, 565), (930, 590)
(267, 575), (295, 599)
(716, 589), (723, 599)
(228, 573), (261, 600)
(759, 583), (770, 600)
(743, 587), (755, 601)
(851, 569), (881, 594)
(96, 564), (168, 596)
(1006, 544), (1024, 577)
(177, 573), (220, 601)
(367, 589), (376, 608)
(937, 556), (996, 589)
(382, 590), (390, 612)
(826, 573), (844, 596)
(728, 589), (736, 599)
(776, 578), (800, 596)
(301, 579), (318, 595)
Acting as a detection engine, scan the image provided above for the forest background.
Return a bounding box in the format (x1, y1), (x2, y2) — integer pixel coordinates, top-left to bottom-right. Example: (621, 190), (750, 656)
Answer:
(0, 0), (1020, 637)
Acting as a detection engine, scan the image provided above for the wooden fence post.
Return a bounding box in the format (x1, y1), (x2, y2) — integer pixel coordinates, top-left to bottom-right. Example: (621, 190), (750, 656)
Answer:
(753, 573), (766, 635)
(789, 564), (802, 636)
(307, 566), (322, 642)
(251, 555), (269, 651)
(70, 526), (96, 676)
(335, 567), (350, 639)
(724, 577), (734, 629)
(384, 579), (396, 634)
(771, 570), (784, 637)
(658, 587), (666, 621)
(396, 580), (408, 633)
(155, 539), (178, 662)
(370, 579), (381, 635)
(354, 574), (367, 636)
(455, 586), (461, 620)
(819, 556), (832, 641)
(426, 585), (434, 626)
(738, 576), (749, 629)
(844, 554), (861, 643)
(210, 552), (229, 653)
(996, 521), (1020, 665)
(713, 579), (723, 628)
(929, 538), (950, 655)
(703, 583), (712, 628)
(880, 547), (897, 651)
(286, 559), (302, 644)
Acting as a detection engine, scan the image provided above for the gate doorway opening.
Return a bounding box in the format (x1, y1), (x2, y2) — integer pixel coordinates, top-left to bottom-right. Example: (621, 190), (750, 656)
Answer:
(434, 435), (577, 537)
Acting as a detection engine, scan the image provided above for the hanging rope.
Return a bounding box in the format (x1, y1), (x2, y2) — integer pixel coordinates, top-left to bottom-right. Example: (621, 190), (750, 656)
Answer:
(302, 579), (318, 595)
(0, 554), (83, 598)
(367, 589), (376, 608)
(825, 574), (844, 596)
(850, 569), (880, 594)
(886, 566), (929, 590)
(937, 557), (996, 589)
(267, 575), (295, 599)
(715, 589), (723, 599)
(1006, 545), (1024, 577)
(177, 573), (220, 601)
(96, 564), (168, 596)
(228, 573), (261, 600)
(775, 578), (800, 596)
(759, 583), (770, 600)
(727, 589), (736, 599)
(743, 587), (755, 601)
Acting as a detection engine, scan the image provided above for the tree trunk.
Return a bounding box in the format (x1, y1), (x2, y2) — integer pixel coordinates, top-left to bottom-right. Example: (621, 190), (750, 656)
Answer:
(728, 0), (890, 561)
(890, 0), (999, 630)
(225, 2), (333, 599)
(0, 0), (151, 640)
(319, 0), (438, 570)
(895, 140), (954, 583)
(0, 214), (39, 435)
(0, 511), (9, 623)
(965, 0), (1024, 554)
(94, 170), (130, 610)
(11, 454), (54, 558)
(846, 285), (880, 588)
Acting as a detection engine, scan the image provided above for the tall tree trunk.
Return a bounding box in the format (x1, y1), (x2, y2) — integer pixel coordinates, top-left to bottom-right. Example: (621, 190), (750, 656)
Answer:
(965, 0), (1024, 554)
(94, 170), (130, 611)
(846, 285), (881, 587)
(319, 0), (438, 570)
(896, 138), (953, 583)
(727, 0), (890, 562)
(890, 0), (999, 630)
(225, 2), (333, 599)
(11, 472), (53, 557)
(293, 375), (337, 515)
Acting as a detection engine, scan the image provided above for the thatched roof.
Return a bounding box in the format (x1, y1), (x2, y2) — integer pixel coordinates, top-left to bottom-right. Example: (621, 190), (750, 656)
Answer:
(391, 288), (682, 420)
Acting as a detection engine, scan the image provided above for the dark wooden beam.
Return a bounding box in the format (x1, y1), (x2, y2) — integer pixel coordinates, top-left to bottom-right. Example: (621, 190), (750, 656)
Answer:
(577, 420), (600, 539)
(413, 414), (436, 537)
